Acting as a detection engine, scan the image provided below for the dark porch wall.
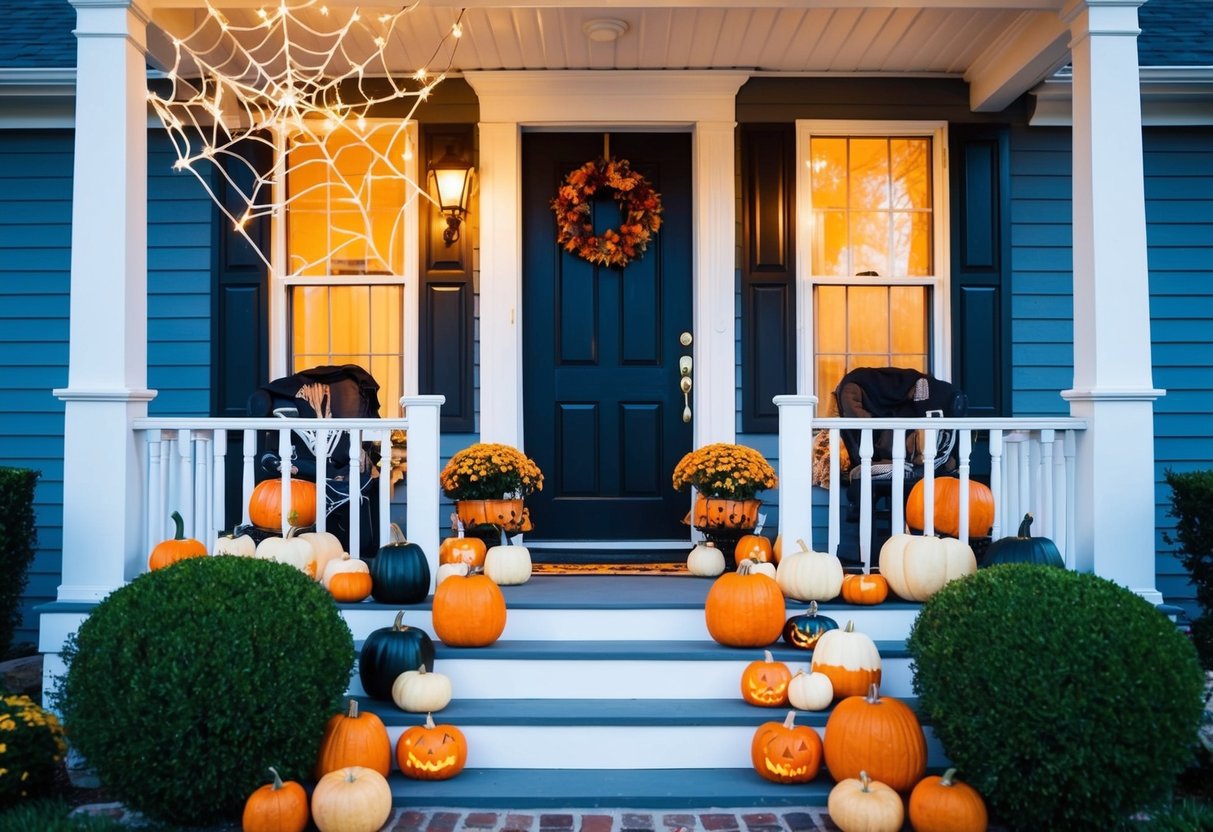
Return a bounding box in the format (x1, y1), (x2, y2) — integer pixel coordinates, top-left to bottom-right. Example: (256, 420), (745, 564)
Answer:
(0, 129), (211, 650)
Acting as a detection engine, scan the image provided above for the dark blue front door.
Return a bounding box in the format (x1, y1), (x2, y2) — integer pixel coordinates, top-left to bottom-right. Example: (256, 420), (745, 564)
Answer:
(522, 132), (693, 541)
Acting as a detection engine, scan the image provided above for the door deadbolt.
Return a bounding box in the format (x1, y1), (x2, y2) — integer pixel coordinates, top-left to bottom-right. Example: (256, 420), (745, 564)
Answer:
(679, 331), (693, 347)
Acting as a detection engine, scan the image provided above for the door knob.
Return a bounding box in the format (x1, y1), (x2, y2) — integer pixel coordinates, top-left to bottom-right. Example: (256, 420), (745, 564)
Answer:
(680, 375), (692, 423)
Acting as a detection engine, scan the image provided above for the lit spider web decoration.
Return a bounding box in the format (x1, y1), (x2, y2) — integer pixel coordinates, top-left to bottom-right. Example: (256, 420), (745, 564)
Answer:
(148, 0), (466, 274)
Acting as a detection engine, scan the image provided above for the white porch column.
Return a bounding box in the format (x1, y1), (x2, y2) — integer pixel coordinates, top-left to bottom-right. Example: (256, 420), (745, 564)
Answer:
(1060, 0), (1163, 603)
(52, 0), (155, 600)
(693, 121), (738, 447)
(476, 120), (523, 447)
(402, 396), (445, 593)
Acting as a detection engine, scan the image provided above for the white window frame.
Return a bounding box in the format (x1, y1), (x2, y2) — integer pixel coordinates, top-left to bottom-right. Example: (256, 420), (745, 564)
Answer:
(267, 120), (421, 412)
(793, 119), (951, 400)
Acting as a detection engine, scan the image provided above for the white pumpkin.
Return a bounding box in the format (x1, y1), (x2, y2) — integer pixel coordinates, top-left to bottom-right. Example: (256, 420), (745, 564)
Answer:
(776, 538), (843, 602)
(212, 532), (256, 557)
(485, 542), (532, 585)
(436, 561), (470, 586)
(687, 542), (725, 577)
(391, 664), (453, 713)
(737, 557), (776, 580)
(321, 552), (368, 589)
(879, 533), (976, 602)
(299, 531), (345, 581)
(787, 669), (834, 711)
(255, 529), (317, 579)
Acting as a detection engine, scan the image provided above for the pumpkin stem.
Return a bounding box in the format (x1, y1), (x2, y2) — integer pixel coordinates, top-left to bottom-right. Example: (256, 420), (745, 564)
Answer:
(390, 523), (406, 545)
(807, 600), (819, 616)
(795, 538), (809, 555)
(844, 620), (856, 633)
(941, 768), (958, 787)
(865, 682), (881, 704)
(782, 710), (797, 729)
(424, 713), (437, 729)
(419, 664), (429, 675)
(1017, 513), (1034, 538)
(347, 698), (359, 719)
(762, 649), (774, 663)
(859, 771), (872, 793)
(170, 510), (185, 540)
(392, 610), (406, 630)
(268, 766), (285, 790)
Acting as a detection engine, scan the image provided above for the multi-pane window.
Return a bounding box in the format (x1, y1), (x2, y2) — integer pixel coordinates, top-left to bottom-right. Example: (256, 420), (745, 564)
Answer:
(282, 122), (414, 416)
(798, 124), (947, 407)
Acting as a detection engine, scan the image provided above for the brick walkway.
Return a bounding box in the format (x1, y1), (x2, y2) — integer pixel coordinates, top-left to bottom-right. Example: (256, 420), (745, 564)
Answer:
(385, 809), (844, 832)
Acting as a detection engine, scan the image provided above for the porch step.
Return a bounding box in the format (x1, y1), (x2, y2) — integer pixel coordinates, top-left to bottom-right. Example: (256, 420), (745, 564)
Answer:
(384, 768), (835, 809)
(347, 639), (917, 699)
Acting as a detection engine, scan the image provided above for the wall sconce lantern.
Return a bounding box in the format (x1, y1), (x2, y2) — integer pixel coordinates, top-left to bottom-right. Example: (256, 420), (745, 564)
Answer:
(429, 145), (474, 246)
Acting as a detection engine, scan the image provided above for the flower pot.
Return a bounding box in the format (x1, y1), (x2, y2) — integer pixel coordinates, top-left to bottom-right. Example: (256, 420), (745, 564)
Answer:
(455, 499), (530, 532)
(692, 495), (761, 532)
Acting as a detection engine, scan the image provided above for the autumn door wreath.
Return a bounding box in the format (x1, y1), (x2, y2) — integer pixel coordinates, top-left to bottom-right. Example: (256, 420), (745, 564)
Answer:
(551, 157), (663, 268)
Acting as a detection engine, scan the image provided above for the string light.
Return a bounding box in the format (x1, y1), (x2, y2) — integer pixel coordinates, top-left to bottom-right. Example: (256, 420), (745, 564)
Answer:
(148, 0), (468, 274)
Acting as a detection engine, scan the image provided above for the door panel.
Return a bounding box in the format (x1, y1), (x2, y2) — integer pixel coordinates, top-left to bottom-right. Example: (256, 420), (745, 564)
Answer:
(523, 132), (693, 541)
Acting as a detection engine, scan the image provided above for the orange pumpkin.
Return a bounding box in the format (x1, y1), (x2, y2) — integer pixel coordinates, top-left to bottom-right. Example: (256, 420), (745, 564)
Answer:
(740, 649), (793, 707)
(438, 534), (488, 568)
(809, 620), (881, 699)
(823, 682), (927, 793)
(248, 477), (318, 530)
(704, 560), (786, 648)
(431, 569), (507, 647)
(750, 710), (822, 784)
(735, 533), (774, 563)
(906, 476), (994, 539)
(314, 699), (392, 779)
(242, 766), (309, 832)
(840, 573), (889, 605)
(148, 511), (207, 571)
(322, 554), (372, 603)
(908, 768), (989, 832)
(396, 712), (468, 780)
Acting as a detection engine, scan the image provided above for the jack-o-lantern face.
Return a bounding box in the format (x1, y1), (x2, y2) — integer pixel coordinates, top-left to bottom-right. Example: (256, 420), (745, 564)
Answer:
(781, 600), (839, 650)
(750, 711), (823, 784)
(740, 650), (792, 707)
(396, 714), (468, 781)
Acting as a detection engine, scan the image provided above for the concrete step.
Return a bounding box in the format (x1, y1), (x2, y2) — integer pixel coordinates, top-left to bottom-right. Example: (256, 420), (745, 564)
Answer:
(355, 696), (948, 771)
(348, 639), (916, 699)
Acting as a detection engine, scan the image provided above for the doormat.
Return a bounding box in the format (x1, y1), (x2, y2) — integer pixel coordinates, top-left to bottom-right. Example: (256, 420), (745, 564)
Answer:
(530, 562), (689, 576)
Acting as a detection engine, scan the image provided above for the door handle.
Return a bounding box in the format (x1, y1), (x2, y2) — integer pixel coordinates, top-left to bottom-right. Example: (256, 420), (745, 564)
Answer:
(679, 355), (693, 377)
(680, 375), (692, 423)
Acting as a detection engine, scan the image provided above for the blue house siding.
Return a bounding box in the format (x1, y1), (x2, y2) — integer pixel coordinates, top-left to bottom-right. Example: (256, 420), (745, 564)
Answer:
(0, 130), (216, 649)
(0, 130), (72, 650)
(1008, 125), (1213, 616)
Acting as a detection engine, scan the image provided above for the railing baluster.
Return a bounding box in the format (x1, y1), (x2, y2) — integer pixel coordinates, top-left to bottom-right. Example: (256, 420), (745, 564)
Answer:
(376, 428), (392, 559)
(178, 429), (195, 540)
(1018, 436), (1031, 531)
(890, 428), (906, 541)
(958, 429), (973, 542)
(921, 433), (936, 538)
(989, 429), (1003, 540)
(347, 428), (361, 559)
(314, 429), (329, 534)
(1039, 430), (1056, 539)
(278, 428), (293, 533)
(241, 430), (256, 528)
(827, 428), (840, 557)
(1064, 429), (1078, 568)
(146, 430), (164, 558)
(195, 433), (210, 542)
(858, 430), (874, 574)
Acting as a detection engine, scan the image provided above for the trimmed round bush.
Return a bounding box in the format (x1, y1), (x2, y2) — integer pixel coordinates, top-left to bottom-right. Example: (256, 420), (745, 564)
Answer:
(0, 691), (67, 806)
(908, 564), (1206, 831)
(56, 556), (355, 825)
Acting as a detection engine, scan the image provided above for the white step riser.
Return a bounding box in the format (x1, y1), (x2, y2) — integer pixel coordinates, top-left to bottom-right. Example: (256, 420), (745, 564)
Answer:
(349, 657), (916, 699)
(382, 724), (948, 770)
(343, 607), (921, 642)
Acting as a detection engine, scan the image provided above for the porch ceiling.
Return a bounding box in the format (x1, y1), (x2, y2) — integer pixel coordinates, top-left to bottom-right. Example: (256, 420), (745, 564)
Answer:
(147, 0), (1073, 112)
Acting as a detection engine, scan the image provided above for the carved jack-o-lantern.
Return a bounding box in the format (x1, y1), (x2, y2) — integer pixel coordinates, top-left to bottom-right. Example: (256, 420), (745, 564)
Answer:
(781, 600), (839, 650)
(740, 649), (793, 707)
(750, 710), (823, 784)
(395, 713), (468, 781)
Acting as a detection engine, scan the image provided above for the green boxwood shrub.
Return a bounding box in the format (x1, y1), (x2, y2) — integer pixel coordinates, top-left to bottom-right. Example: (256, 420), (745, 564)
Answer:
(55, 556), (355, 825)
(908, 564), (1206, 831)
(1165, 468), (1213, 669)
(0, 467), (39, 658)
(0, 691), (67, 806)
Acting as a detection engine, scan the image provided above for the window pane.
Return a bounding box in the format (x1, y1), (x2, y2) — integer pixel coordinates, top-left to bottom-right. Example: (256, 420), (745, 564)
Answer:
(815, 285), (847, 354)
(849, 138), (890, 210)
(891, 139), (930, 210)
(810, 137), (847, 209)
(847, 285), (890, 355)
(813, 211), (848, 276)
(890, 286), (927, 354)
(850, 212), (889, 277)
(891, 212), (933, 277)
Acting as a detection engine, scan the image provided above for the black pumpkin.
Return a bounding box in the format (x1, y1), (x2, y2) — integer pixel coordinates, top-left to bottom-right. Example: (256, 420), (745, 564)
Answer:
(781, 600), (839, 650)
(370, 523), (431, 604)
(981, 513), (1064, 569)
(358, 610), (436, 700)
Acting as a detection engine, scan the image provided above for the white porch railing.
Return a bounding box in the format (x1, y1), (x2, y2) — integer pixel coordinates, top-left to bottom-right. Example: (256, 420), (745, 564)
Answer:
(131, 395), (444, 586)
(775, 396), (1087, 575)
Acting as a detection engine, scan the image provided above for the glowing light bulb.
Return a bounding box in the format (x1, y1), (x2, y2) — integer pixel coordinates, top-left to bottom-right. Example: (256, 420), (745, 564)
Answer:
(172, 159), (188, 171)
(256, 8), (267, 19)
(413, 68), (427, 82)
(378, 13), (391, 23)
(452, 22), (463, 38)
(374, 36), (385, 47)
(356, 117), (367, 130)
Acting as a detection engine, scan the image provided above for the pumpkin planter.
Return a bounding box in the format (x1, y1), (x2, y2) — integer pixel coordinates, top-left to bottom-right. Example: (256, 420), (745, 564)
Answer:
(704, 560), (786, 647)
(370, 523), (431, 604)
(311, 766), (392, 832)
(980, 513), (1064, 569)
(740, 650), (793, 706)
(432, 568), (507, 647)
(823, 682), (927, 793)
(809, 620), (881, 699)
(242, 766), (309, 832)
(249, 477), (317, 530)
(879, 533), (976, 602)
(750, 710), (823, 784)
(358, 611), (436, 701)
(908, 768), (989, 832)
(827, 771), (905, 832)
(314, 698), (392, 779)
(396, 712), (468, 780)
(782, 600), (839, 650)
(148, 511), (207, 571)
(906, 476), (994, 539)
